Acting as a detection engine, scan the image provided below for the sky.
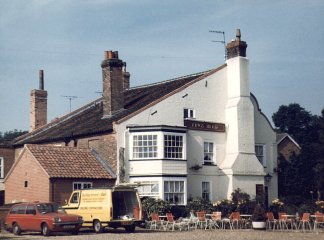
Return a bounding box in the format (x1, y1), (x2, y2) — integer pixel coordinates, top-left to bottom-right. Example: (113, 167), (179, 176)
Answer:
(0, 0), (323, 133)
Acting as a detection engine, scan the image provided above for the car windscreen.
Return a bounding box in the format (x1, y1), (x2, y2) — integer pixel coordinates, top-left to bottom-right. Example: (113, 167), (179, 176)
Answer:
(36, 203), (59, 214)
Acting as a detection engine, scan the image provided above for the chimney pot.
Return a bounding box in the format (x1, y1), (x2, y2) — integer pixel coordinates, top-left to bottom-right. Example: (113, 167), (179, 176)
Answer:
(105, 50), (115, 60)
(39, 70), (44, 90)
(113, 51), (119, 59)
(236, 29), (241, 41)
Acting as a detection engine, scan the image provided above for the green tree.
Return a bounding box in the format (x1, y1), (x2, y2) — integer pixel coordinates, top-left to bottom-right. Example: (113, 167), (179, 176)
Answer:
(0, 129), (27, 141)
(273, 104), (324, 202)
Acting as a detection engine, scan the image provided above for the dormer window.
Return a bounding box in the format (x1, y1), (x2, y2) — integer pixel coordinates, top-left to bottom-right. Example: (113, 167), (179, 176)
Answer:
(184, 108), (195, 119)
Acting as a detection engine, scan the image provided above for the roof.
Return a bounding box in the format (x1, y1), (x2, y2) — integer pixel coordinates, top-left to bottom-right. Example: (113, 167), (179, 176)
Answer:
(25, 144), (115, 179)
(14, 68), (225, 146)
(276, 133), (301, 149)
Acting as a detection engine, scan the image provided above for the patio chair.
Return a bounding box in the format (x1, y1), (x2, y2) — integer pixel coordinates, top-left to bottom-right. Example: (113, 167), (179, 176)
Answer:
(208, 211), (222, 229)
(187, 210), (198, 230)
(297, 213), (311, 231)
(266, 212), (278, 230)
(314, 212), (324, 232)
(165, 213), (184, 231)
(278, 212), (293, 230)
(149, 213), (163, 230)
(196, 211), (208, 230)
(222, 213), (233, 230)
(230, 212), (243, 229)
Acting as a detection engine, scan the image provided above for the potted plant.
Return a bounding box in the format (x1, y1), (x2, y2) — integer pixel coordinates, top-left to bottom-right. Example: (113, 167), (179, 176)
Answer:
(251, 203), (266, 230)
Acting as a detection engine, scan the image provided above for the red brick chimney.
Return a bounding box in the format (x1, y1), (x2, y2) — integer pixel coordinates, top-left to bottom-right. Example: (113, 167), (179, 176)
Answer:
(226, 29), (248, 59)
(29, 70), (47, 132)
(101, 51), (125, 117)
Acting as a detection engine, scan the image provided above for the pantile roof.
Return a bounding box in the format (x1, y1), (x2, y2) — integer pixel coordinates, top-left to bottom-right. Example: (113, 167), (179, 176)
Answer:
(14, 67), (225, 146)
(26, 144), (115, 179)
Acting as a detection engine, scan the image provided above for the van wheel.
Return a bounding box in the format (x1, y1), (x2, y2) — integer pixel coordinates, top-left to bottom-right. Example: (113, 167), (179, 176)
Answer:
(93, 220), (103, 233)
(42, 223), (50, 236)
(13, 223), (21, 235)
(125, 224), (136, 233)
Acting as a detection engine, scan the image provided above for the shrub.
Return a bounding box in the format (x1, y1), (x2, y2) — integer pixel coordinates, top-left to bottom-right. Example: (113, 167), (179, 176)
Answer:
(186, 197), (213, 213)
(213, 199), (235, 217)
(141, 197), (171, 220)
(231, 188), (252, 214)
(251, 203), (266, 222)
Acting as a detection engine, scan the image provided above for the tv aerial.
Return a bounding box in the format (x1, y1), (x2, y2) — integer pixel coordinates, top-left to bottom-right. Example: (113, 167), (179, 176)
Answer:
(209, 30), (226, 61)
(61, 95), (82, 112)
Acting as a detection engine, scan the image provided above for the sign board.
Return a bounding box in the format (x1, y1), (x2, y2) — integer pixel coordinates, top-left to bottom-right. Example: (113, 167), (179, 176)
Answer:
(184, 119), (225, 132)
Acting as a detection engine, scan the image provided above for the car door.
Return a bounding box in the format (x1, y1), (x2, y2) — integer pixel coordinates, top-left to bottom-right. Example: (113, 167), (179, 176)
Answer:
(15, 205), (28, 230)
(24, 204), (39, 231)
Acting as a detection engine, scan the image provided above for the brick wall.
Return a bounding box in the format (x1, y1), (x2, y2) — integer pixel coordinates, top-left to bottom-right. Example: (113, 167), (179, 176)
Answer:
(278, 137), (300, 161)
(5, 149), (50, 204)
(30, 89), (47, 132)
(50, 178), (115, 205)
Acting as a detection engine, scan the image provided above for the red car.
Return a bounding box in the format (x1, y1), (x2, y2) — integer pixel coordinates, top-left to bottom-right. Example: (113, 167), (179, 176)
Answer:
(5, 202), (83, 236)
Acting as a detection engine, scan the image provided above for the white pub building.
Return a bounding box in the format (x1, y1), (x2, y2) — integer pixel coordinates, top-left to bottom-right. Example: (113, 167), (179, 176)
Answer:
(115, 29), (277, 205)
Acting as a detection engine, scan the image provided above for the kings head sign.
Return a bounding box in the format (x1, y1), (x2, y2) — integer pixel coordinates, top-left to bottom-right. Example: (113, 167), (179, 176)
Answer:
(184, 119), (225, 132)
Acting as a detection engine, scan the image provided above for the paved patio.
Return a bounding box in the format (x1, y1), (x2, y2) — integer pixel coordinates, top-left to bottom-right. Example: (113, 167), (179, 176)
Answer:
(1, 228), (323, 240)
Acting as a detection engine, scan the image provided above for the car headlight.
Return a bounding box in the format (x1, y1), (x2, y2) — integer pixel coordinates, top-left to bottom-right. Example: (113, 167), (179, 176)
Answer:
(54, 217), (62, 222)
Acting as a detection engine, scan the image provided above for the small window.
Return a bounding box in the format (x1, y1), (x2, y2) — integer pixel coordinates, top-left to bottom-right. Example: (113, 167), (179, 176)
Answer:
(202, 182), (210, 201)
(204, 142), (215, 164)
(255, 145), (266, 166)
(184, 108), (195, 119)
(24, 181), (28, 188)
(73, 182), (92, 190)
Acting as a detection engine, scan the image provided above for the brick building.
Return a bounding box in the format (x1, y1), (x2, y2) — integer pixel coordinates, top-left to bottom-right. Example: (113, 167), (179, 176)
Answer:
(5, 144), (115, 205)
(6, 30), (283, 205)
(277, 133), (301, 161)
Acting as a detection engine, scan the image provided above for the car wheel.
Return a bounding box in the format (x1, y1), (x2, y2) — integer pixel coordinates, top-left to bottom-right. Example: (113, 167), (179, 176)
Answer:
(72, 230), (79, 235)
(93, 219), (103, 233)
(125, 224), (136, 233)
(13, 223), (21, 235)
(42, 223), (50, 236)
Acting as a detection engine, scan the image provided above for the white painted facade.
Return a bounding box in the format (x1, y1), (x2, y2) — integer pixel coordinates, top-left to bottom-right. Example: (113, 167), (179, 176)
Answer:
(114, 51), (277, 205)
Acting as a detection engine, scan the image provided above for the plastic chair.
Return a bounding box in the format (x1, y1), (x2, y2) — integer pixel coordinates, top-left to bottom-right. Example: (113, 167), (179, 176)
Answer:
(266, 212), (278, 230)
(196, 211), (208, 230)
(314, 212), (324, 232)
(297, 213), (311, 231)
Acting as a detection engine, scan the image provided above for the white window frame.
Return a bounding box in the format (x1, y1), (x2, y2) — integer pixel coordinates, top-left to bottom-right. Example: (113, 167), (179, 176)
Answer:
(129, 132), (186, 160)
(73, 182), (93, 190)
(255, 144), (266, 167)
(136, 181), (159, 198)
(203, 141), (215, 164)
(164, 134), (184, 159)
(184, 108), (195, 119)
(0, 157), (4, 178)
(163, 179), (186, 205)
(202, 181), (211, 201)
(131, 133), (159, 159)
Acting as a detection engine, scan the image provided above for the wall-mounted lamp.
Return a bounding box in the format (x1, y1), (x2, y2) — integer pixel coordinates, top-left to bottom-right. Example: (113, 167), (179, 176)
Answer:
(264, 173), (272, 182)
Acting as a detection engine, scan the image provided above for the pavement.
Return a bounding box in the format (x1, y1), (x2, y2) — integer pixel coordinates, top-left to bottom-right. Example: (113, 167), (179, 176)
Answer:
(0, 227), (323, 240)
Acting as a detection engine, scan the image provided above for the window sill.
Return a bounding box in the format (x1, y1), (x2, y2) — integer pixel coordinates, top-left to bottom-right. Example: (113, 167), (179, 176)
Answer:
(203, 162), (217, 166)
